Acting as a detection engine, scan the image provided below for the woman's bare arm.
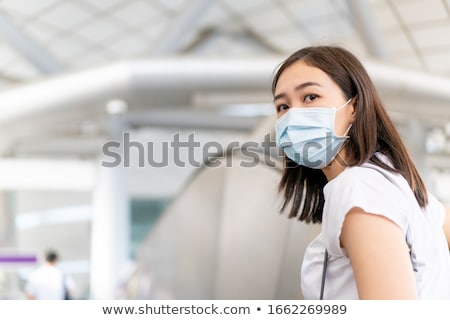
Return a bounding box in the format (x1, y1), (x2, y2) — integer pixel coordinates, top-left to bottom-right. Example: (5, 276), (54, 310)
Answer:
(340, 207), (418, 299)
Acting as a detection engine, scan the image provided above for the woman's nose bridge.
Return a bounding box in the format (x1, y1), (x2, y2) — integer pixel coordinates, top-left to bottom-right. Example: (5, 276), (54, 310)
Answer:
(290, 103), (304, 109)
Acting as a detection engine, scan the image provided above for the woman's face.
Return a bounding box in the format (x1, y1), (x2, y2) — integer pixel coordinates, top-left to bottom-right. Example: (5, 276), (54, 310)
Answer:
(273, 60), (355, 137)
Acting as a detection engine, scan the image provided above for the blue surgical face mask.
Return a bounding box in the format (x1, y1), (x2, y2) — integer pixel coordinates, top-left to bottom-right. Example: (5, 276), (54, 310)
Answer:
(275, 98), (353, 169)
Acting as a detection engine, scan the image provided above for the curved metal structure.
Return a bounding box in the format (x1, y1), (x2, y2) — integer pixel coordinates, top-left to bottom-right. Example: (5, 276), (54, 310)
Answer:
(1, 57), (450, 127)
(127, 145), (320, 299)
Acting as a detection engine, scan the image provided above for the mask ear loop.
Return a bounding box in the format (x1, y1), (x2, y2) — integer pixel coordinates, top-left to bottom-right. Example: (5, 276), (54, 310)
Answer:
(342, 123), (353, 137)
(329, 97), (354, 166)
(336, 97), (353, 111)
(336, 96), (355, 137)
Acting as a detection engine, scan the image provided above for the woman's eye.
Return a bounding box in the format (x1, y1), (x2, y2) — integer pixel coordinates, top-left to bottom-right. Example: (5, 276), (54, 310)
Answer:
(304, 94), (318, 103)
(277, 104), (289, 113)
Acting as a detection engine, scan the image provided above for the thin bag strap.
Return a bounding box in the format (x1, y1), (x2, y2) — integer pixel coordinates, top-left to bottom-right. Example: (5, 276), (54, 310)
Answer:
(320, 249), (328, 300)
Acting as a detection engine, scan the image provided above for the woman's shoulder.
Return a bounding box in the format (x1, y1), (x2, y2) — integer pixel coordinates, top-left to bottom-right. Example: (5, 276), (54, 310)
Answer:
(326, 162), (399, 194)
(342, 164), (387, 179)
(323, 157), (413, 229)
(322, 159), (413, 256)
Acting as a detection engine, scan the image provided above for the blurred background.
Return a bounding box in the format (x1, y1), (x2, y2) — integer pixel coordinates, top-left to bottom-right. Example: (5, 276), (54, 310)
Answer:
(0, 0), (449, 299)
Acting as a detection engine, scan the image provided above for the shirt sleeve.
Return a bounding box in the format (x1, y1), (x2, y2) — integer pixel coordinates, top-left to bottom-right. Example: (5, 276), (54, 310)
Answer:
(323, 167), (410, 257)
(426, 191), (446, 226)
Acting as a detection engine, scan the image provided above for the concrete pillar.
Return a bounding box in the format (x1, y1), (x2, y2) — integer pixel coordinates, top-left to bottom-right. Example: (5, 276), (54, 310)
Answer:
(0, 191), (14, 247)
(90, 100), (130, 299)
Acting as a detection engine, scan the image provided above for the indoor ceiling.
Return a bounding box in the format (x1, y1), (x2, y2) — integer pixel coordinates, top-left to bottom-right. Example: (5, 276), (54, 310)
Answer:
(0, 0), (449, 91)
(0, 0), (449, 160)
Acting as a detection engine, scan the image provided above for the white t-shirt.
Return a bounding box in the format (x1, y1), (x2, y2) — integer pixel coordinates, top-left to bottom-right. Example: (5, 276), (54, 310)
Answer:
(25, 264), (75, 300)
(301, 155), (450, 299)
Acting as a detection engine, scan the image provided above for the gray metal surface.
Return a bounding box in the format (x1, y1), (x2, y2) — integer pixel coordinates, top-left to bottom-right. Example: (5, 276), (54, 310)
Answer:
(130, 148), (320, 299)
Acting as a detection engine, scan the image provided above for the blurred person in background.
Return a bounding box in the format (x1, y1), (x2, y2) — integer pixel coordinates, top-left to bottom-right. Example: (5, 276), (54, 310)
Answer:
(273, 45), (450, 299)
(25, 249), (76, 300)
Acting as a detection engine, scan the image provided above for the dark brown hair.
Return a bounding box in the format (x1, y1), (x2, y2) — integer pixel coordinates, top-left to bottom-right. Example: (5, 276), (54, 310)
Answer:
(272, 45), (428, 223)
(45, 250), (59, 263)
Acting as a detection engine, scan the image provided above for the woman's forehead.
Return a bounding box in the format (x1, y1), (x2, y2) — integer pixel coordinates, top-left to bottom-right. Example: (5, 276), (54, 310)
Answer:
(275, 61), (337, 94)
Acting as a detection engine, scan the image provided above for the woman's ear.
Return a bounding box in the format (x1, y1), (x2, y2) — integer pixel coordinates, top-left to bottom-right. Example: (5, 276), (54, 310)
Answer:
(350, 95), (357, 120)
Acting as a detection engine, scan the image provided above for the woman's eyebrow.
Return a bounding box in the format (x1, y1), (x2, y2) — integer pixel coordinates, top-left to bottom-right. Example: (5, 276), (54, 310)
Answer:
(273, 81), (322, 102)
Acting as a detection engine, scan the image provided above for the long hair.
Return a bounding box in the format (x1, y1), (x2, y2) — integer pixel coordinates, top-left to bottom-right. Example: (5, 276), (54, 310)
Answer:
(272, 46), (428, 223)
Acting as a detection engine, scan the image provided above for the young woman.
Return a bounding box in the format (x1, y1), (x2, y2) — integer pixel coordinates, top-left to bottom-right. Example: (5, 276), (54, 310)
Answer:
(273, 46), (450, 299)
